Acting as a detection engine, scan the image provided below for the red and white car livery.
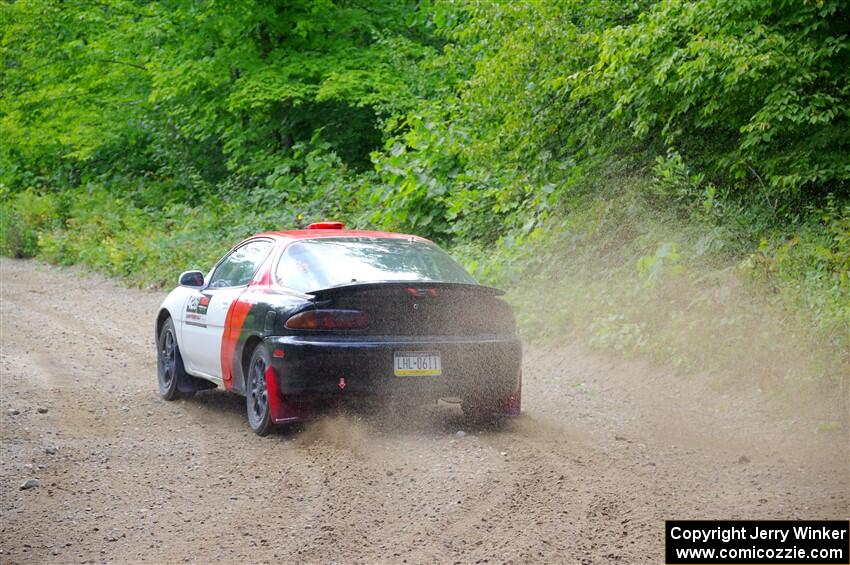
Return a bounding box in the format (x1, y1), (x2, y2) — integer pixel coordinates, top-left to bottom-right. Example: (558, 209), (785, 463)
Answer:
(155, 222), (522, 435)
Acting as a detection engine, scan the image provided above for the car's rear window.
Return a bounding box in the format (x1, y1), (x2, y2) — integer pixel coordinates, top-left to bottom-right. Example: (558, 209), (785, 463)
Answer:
(276, 237), (476, 293)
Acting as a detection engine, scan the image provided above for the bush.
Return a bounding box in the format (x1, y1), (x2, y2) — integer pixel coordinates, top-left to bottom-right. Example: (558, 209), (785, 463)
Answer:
(0, 189), (59, 258)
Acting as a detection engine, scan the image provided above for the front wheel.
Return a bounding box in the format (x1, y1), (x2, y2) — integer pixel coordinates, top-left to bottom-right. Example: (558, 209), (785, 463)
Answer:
(157, 318), (191, 400)
(246, 345), (273, 436)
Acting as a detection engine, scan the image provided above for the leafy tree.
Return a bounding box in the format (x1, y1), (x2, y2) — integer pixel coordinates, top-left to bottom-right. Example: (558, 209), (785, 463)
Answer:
(0, 0), (153, 187)
(1, 0), (433, 196)
(575, 0), (850, 210)
(147, 0), (432, 176)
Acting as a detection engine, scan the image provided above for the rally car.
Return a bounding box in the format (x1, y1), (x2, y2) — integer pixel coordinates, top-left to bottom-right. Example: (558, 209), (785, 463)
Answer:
(154, 222), (522, 434)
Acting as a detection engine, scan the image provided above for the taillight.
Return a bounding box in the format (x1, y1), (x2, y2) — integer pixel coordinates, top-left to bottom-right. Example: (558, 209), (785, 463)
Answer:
(284, 309), (369, 330)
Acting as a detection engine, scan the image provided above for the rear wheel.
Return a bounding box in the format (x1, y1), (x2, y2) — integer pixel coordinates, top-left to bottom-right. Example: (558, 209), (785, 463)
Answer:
(462, 400), (499, 422)
(246, 345), (273, 436)
(157, 318), (191, 400)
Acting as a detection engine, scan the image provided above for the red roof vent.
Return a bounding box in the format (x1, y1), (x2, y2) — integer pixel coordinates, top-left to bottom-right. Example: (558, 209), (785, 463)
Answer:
(307, 221), (345, 230)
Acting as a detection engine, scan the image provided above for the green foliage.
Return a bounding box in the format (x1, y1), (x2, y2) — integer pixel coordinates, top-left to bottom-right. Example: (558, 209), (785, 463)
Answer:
(0, 157), (363, 286)
(1, 0), (847, 404)
(464, 185), (847, 407)
(636, 241), (684, 286)
(368, 0), (635, 243)
(588, 314), (647, 354)
(575, 0), (850, 208)
(146, 0), (431, 175)
(0, 188), (62, 257)
(1, 0), (432, 191)
(743, 194), (850, 340)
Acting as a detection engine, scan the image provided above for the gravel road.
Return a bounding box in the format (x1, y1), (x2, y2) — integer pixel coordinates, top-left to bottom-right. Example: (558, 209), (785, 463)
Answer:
(1, 258), (847, 564)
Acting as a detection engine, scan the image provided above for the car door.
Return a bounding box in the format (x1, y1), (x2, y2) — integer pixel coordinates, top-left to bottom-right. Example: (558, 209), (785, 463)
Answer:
(180, 239), (275, 380)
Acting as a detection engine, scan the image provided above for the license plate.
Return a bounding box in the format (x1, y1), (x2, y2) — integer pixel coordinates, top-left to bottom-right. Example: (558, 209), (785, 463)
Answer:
(393, 351), (442, 377)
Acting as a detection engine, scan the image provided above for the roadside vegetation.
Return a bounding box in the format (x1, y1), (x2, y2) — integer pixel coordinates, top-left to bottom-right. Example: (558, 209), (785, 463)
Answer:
(2, 0), (847, 421)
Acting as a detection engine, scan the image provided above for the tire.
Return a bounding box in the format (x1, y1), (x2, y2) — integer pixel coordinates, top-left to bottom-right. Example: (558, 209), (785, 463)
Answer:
(245, 344), (273, 436)
(461, 400), (498, 423)
(157, 318), (191, 401)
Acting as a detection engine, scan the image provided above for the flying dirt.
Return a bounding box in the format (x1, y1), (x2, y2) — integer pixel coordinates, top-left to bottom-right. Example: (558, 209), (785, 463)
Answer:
(0, 258), (847, 564)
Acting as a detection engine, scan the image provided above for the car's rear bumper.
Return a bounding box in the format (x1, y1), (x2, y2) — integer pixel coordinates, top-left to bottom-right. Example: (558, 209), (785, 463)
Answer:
(263, 334), (522, 423)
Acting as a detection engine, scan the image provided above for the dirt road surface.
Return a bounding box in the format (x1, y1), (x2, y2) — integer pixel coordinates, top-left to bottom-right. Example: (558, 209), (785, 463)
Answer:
(1, 258), (847, 564)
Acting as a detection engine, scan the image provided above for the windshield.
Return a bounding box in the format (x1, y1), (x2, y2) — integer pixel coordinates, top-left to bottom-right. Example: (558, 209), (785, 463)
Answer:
(276, 237), (476, 293)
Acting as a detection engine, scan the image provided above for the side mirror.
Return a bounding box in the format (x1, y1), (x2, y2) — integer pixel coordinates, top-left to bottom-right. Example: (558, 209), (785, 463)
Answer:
(179, 270), (205, 288)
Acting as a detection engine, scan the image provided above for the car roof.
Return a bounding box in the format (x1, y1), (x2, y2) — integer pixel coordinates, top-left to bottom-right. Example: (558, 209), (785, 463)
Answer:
(254, 229), (432, 243)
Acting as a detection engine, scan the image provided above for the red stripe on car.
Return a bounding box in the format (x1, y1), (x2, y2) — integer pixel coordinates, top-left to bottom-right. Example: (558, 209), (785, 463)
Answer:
(220, 298), (251, 391)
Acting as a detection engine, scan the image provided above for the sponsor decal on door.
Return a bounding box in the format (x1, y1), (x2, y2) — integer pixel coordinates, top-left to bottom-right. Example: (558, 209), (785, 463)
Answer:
(186, 293), (212, 326)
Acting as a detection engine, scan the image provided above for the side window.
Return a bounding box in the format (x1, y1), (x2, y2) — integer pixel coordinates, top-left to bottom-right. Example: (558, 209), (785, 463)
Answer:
(208, 240), (274, 288)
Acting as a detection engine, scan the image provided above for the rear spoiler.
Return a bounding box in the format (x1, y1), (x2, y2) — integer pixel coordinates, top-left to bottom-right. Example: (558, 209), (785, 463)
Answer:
(307, 281), (505, 299)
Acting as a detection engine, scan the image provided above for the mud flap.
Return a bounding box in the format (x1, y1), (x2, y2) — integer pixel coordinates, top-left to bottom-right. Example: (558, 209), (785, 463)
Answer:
(498, 378), (522, 417)
(265, 365), (315, 424)
(463, 375), (522, 420)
